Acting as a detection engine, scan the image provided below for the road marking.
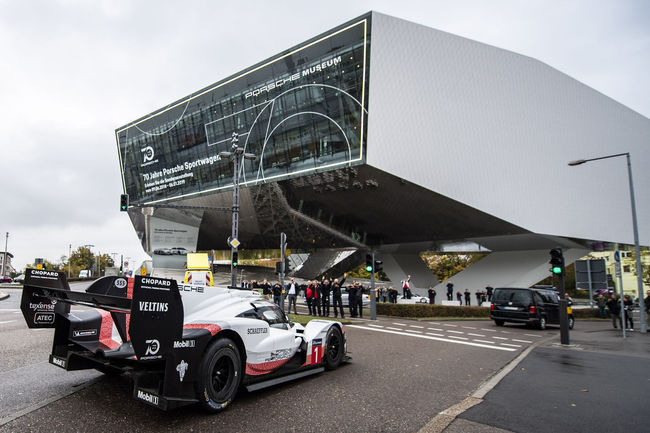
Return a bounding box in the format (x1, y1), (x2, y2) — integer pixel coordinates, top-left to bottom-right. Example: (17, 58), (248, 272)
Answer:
(501, 343), (522, 348)
(367, 324), (384, 328)
(393, 322), (407, 326)
(447, 330), (464, 334)
(473, 339), (495, 344)
(386, 327), (403, 331)
(443, 324), (458, 327)
(346, 325), (516, 352)
(524, 334), (543, 338)
(511, 339), (533, 344)
(427, 332), (444, 337)
(500, 331), (511, 334)
(448, 335), (468, 340)
(481, 329), (497, 332)
(493, 336), (508, 340)
(467, 333), (485, 337)
(0, 309), (20, 312)
(409, 325), (424, 329)
(0, 320), (17, 325)
(406, 329), (423, 334)
(428, 327), (443, 331)
(462, 326), (477, 329)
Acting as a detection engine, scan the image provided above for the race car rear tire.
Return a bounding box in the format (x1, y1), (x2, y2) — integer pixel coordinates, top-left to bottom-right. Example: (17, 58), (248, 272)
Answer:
(197, 338), (242, 413)
(324, 326), (343, 370)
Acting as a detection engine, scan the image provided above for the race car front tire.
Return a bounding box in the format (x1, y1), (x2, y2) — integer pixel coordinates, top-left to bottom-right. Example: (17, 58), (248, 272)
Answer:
(197, 337), (242, 413)
(324, 326), (344, 370)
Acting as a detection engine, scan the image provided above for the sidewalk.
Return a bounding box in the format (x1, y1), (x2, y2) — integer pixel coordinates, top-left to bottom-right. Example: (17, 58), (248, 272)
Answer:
(0, 291), (8, 301)
(441, 321), (650, 433)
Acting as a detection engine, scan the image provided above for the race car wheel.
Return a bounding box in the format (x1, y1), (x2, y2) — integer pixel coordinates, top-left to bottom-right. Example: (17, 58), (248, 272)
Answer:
(324, 326), (343, 370)
(198, 338), (242, 413)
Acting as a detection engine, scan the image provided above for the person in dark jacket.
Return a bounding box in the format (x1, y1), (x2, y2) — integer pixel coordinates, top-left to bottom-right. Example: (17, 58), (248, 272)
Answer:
(447, 282), (454, 301)
(332, 274), (346, 318)
(272, 281), (283, 309)
(305, 281), (314, 316)
(623, 294), (634, 331)
(320, 278), (332, 317)
(644, 290), (650, 316)
(485, 285), (494, 302)
(606, 293), (621, 329)
(260, 279), (272, 300)
(427, 286), (436, 304)
(347, 282), (359, 318)
(313, 280), (322, 316)
(456, 291), (462, 303)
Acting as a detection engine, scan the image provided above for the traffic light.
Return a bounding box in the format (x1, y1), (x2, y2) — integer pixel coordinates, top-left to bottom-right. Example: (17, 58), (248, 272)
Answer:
(232, 251), (238, 267)
(365, 254), (373, 272)
(275, 261), (282, 273)
(120, 194), (129, 211)
(549, 248), (564, 274)
(284, 260), (291, 273)
(374, 259), (383, 273)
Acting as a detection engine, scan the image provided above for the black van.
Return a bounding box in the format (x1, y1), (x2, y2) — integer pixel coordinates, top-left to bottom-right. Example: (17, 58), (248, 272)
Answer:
(490, 287), (574, 330)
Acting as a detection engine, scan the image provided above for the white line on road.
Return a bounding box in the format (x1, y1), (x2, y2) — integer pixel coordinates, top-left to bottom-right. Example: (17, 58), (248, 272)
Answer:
(493, 336), (508, 340)
(501, 343), (522, 348)
(462, 326), (477, 329)
(346, 325), (516, 352)
(500, 331), (511, 334)
(409, 325), (424, 329)
(467, 333), (485, 337)
(386, 327), (403, 331)
(0, 320), (17, 325)
(524, 334), (543, 338)
(0, 309), (20, 312)
(392, 322), (407, 326)
(428, 327), (443, 331)
(511, 339), (533, 344)
(448, 335), (468, 340)
(443, 324), (458, 327)
(447, 330), (464, 334)
(472, 339), (495, 344)
(481, 329), (497, 332)
(406, 329), (423, 334)
(367, 324), (384, 328)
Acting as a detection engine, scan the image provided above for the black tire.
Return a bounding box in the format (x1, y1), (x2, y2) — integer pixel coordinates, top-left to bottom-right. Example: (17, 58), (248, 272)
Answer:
(197, 338), (242, 413)
(324, 326), (344, 370)
(538, 316), (547, 330)
(494, 320), (504, 326)
(568, 315), (575, 330)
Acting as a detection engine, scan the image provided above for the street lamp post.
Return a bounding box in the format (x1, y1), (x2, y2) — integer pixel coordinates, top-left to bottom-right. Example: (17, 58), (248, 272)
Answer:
(569, 152), (647, 333)
(219, 132), (256, 288)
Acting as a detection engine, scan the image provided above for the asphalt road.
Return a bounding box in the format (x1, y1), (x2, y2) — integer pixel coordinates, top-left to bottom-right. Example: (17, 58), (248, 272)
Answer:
(0, 287), (550, 432)
(459, 325), (650, 433)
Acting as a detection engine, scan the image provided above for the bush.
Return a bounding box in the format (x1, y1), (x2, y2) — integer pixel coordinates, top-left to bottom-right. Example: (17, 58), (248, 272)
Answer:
(377, 303), (490, 318)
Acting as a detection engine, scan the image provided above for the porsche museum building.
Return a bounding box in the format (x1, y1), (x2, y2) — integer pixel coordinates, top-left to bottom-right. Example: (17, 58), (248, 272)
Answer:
(116, 12), (650, 292)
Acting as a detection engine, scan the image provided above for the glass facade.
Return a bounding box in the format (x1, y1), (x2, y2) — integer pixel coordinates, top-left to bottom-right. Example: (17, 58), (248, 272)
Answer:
(116, 15), (371, 205)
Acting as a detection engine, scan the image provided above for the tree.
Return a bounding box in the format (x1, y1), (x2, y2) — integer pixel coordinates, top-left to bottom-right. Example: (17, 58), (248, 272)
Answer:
(420, 252), (488, 282)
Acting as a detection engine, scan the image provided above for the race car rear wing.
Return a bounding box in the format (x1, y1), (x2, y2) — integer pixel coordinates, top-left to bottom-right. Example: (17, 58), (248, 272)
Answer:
(20, 269), (184, 360)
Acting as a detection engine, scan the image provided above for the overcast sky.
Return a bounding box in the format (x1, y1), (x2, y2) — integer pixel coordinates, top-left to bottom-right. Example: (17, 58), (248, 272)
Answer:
(1, 0), (648, 272)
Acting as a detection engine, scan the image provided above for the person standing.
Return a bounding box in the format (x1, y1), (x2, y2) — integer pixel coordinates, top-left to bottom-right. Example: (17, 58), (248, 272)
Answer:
(456, 291), (462, 304)
(475, 290), (482, 306)
(401, 276), (411, 298)
(260, 279), (272, 300)
(332, 274), (346, 319)
(305, 281), (314, 316)
(286, 277), (298, 315)
(447, 282), (454, 301)
(597, 293), (607, 318)
(464, 289), (471, 306)
(606, 293), (621, 329)
(427, 286), (436, 304)
(644, 290), (650, 317)
(486, 285), (494, 302)
(272, 281), (283, 309)
(623, 294), (634, 331)
(356, 283), (364, 318)
(320, 278), (332, 317)
(347, 283), (357, 317)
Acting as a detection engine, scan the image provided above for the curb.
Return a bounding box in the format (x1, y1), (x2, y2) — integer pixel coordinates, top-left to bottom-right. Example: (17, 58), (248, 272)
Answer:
(417, 333), (557, 433)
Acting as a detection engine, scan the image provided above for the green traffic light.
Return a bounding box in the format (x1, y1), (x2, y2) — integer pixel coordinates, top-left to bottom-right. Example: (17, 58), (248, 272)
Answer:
(551, 266), (562, 274)
(365, 265), (373, 272)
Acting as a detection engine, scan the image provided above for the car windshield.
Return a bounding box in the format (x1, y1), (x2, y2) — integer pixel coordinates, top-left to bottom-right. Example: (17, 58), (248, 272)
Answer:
(493, 289), (532, 305)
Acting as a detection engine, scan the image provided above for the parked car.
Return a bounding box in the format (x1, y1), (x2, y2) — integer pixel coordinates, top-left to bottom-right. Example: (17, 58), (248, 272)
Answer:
(0, 276), (12, 283)
(153, 247), (173, 255)
(396, 294), (429, 304)
(490, 287), (574, 330)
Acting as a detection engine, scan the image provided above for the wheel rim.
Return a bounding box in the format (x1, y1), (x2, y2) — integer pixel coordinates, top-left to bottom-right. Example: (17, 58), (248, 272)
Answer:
(209, 351), (236, 400)
(327, 331), (341, 361)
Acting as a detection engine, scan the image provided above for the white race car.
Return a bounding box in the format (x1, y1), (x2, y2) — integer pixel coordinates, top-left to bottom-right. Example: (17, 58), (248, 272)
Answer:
(396, 295), (430, 304)
(20, 270), (347, 412)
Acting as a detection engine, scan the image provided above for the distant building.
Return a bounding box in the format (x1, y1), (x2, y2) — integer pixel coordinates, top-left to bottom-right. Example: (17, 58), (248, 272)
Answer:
(0, 252), (15, 276)
(115, 11), (650, 291)
(588, 251), (650, 297)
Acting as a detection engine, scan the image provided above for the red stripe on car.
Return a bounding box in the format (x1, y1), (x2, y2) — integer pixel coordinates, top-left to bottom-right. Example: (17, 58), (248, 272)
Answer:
(98, 310), (120, 349)
(246, 358), (291, 376)
(183, 323), (221, 336)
